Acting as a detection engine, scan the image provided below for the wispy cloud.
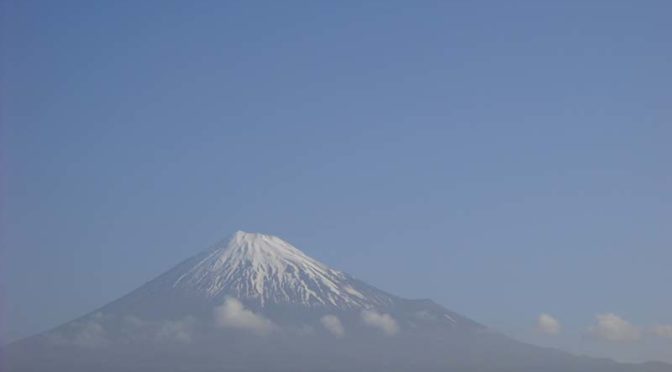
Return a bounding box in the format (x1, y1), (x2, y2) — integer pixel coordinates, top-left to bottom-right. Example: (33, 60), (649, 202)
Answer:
(320, 315), (345, 337)
(72, 319), (108, 348)
(156, 316), (197, 343)
(49, 312), (109, 348)
(119, 314), (198, 343)
(361, 310), (399, 336)
(537, 313), (561, 335)
(589, 313), (640, 342)
(652, 324), (672, 338)
(213, 297), (275, 335)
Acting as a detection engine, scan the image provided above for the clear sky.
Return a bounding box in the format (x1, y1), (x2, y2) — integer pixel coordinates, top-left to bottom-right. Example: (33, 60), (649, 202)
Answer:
(1, 0), (671, 363)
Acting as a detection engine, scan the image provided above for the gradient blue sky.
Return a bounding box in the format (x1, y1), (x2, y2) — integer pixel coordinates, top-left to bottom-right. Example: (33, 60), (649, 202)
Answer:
(2, 0), (671, 363)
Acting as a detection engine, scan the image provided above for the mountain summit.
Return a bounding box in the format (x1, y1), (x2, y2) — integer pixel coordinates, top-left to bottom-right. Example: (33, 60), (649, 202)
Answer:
(172, 231), (380, 308)
(6, 231), (671, 372)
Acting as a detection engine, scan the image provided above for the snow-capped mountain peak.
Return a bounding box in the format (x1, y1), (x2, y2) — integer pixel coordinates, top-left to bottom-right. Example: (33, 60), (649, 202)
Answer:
(217, 231), (321, 269)
(172, 231), (383, 308)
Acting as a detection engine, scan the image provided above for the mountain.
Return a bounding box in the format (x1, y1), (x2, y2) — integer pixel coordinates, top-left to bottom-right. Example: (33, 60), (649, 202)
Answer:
(173, 231), (395, 309)
(5, 231), (671, 372)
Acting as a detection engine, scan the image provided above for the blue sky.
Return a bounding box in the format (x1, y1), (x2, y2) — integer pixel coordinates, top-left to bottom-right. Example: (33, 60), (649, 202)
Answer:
(2, 0), (671, 363)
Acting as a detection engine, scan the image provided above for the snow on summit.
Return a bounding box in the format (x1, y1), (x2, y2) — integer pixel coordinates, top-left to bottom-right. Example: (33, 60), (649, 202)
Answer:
(172, 231), (382, 308)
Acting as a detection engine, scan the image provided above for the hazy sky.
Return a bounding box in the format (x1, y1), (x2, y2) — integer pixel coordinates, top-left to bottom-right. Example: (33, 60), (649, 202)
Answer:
(2, 0), (671, 363)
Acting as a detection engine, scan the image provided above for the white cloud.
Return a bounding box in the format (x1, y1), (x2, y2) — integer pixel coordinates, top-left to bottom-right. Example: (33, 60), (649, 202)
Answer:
(652, 324), (672, 338)
(156, 317), (196, 343)
(361, 310), (399, 336)
(122, 315), (148, 329)
(213, 297), (275, 335)
(51, 313), (110, 348)
(320, 315), (345, 337)
(537, 313), (561, 335)
(589, 313), (640, 342)
(119, 314), (198, 343)
(72, 320), (108, 348)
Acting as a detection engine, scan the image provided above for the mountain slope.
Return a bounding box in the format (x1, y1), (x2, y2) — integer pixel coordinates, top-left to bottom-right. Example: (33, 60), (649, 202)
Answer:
(5, 231), (671, 372)
(172, 231), (393, 308)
